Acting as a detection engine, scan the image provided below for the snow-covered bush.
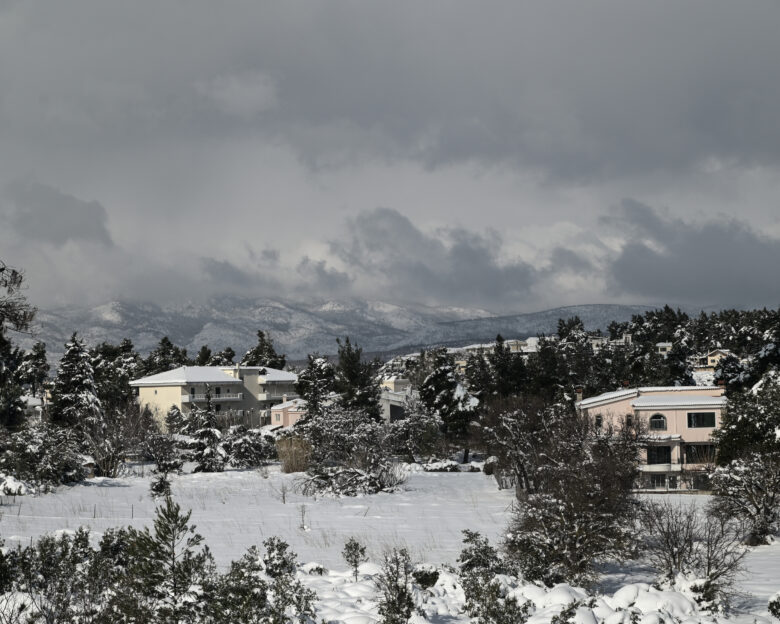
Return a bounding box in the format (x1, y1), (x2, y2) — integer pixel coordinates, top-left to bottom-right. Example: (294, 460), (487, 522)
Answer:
(376, 548), (415, 624)
(0, 423), (86, 488)
(342, 537), (368, 582)
(769, 591), (780, 619)
(224, 425), (275, 469)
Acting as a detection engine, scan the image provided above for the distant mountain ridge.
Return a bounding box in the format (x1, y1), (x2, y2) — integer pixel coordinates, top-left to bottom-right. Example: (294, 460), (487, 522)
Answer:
(18, 298), (662, 364)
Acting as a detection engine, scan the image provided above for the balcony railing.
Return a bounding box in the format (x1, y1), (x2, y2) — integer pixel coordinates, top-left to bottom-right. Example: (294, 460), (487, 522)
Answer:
(639, 463), (682, 473)
(183, 393), (243, 403)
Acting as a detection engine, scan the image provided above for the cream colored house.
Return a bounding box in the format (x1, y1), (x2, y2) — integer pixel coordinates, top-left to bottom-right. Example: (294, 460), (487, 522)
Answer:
(130, 365), (298, 429)
(576, 385), (726, 491)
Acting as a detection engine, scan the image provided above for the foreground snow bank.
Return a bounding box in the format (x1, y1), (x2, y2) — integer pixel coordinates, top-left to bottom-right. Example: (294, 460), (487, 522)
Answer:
(302, 564), (729, 624)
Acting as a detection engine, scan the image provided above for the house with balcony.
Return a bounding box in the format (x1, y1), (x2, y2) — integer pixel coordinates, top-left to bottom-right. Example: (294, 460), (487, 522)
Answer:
(576, 385), (726, 491)
(130, 365), (298, 429)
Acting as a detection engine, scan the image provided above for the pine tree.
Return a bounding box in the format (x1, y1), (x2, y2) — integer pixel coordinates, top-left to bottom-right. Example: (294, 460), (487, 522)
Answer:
(334, 337), (381, 421)
(191, 392), (226, 473)
(143, 336), (188, 376)
(295, 353), (335, 418)
(50, 333), (102, 430)
(419, 349), (478, 461)
(193, 344), (212, 366)
(207, 346), (236, 366)
(17, 341), (49, 398)
(241, 330), (286, 368)
(0, 332), (25, 429)
(122, 497), (215, 622)
(488, 334), (526, 398)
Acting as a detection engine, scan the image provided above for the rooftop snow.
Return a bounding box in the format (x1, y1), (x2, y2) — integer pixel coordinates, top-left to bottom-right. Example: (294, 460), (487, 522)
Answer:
(577, 386), (722, 408)
(632, 395), (726, 409)
(130, 366), (243, 386)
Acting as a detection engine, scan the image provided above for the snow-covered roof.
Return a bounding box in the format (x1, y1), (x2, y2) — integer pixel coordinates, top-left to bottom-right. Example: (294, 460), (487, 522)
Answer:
(271, 398), (307, 411)
(130, 366), (243, 387)
(223, 366), (297, 382)
(632, 395), (726, 410)
(577, 386), (723, 409)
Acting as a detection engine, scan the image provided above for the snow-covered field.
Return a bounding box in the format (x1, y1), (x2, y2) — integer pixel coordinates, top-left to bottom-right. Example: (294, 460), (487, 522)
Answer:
(1, 468), (778, 623)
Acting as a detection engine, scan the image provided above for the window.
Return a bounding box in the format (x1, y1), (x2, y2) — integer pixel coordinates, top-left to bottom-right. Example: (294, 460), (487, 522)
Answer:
(684, 444), (715, 464)
(687, 412), (716, 428)
(215, 387), (221, 396)
(190, 387), (195, 395)
(594, 414), (603, 428)
(154, 389), (157, 395)
(647, 445), (671, 464)
(650, 474), (666, 488)
(216, 404), (221, 413)
(625, 414), (633, 428)
(275, 414), (281, 422)
(649, 414), (667, 430)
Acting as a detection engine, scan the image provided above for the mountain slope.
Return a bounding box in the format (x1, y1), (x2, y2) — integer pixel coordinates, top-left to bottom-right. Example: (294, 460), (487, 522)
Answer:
(19, 298), (659, 363)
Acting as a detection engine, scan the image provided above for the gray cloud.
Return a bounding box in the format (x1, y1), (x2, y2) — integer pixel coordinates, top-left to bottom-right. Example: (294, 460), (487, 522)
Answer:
(5, 179), (113, 247)
(296, 257), (353, 292)
(605, 199), (780, 307)
(331, 207), (537, 309)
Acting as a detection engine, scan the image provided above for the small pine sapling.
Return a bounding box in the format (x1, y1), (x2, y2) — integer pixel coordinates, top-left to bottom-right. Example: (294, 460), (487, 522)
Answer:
(342, 537), (368, 581)
(376, 548), (414, 624)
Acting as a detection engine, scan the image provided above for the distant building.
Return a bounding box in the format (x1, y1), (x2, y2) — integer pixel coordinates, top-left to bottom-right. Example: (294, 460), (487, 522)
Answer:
(577, 385), (726, 491)
(269, 398), (307, 428)
(130, 365), (298, 429)
(655, 342), (673, 357)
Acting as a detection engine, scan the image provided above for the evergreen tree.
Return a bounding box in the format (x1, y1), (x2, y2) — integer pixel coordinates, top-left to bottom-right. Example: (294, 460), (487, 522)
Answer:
(334, 337), (381, 421)
(208, 346), (236, 366)
(191, 392), (226, 473)
(295, 353), (335, 418)
(488, 334), (526, 398)
(90, 338), (141, 414)
(0, 261), (36, 334)
(193, 344), (212, 366)
(16, 341), (49, 398)
(0, 332), (25, 429)
(143, 336), (188, 376)
(419, 349), (478, 461)
(464, 348), (493, 400)
(121, 497), (216, 622)
(241, 330), (286, 369)
(50, 333), (102, 430)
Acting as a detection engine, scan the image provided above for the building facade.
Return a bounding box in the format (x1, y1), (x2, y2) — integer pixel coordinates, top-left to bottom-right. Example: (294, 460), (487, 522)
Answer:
(130, 365), (298, 429)
(576, 385), (726, 490)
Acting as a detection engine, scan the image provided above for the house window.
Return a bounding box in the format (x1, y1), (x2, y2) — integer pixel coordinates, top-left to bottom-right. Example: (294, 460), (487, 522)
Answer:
(275, 414), (281, 422)
(647, 446), (671, 464)
(190, 387), (195, 395)
(625, 414), (633, 427)
(594, 415), (603, 428)
(215, 387), (221, 396)
(687, 412), (716, 428)
(216, 404), (221, 413)
(650, 474), (666, 488)
(154, 389), (157, 395)
(685, 444), (715, 464)
(649, 414), (667, 430)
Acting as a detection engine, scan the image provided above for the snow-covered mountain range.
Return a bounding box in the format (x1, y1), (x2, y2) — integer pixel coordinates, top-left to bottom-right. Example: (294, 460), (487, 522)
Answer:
(19, 298), (659, 363)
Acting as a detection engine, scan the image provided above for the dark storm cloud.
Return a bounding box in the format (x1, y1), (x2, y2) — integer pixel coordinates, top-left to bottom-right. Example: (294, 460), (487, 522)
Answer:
(4, 179), (113, 247)
(201, 257), (281, 292)
(605, 199), (780, 306)
(296, 257), (353, 292)
(4, 3), (780, 181)
(332, 207), (537, 308)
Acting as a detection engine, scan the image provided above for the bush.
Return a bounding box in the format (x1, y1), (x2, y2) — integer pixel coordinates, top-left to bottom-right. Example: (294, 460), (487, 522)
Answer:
(412, 566), (439, 590)
(769, 592), (780, 619)
(276, 436), (312, 473)
(342, 537), (368, 581)
(376, 548), (415, 624)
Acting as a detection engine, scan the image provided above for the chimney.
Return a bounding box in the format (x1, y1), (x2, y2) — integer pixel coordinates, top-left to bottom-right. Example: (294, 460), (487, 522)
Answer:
(622, 380), (630, 388)
(574, 386), (583, 402)
(282, 394), (287, 403)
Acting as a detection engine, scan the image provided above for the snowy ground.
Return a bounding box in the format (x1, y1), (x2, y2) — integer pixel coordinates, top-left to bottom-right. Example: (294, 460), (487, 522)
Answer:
(0, 468), (778, 623)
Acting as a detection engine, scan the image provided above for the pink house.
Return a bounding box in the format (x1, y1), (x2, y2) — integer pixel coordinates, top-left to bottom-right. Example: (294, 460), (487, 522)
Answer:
(269, 398), (307, 428)
(576, 386), (726, 491)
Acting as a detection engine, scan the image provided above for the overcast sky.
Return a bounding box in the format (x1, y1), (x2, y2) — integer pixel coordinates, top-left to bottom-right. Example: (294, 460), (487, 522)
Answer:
(2, 1), (780, 314)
